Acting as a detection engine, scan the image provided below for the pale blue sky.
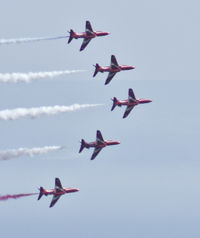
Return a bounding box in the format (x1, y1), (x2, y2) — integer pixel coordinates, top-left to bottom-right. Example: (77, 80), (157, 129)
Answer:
(0, 0), (200, 238)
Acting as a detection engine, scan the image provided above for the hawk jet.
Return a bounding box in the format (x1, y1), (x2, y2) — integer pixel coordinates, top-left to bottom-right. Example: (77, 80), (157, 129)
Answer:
(79, 130), (120, 160)
(111, 88), (152, 118)
(38, 178), (79, 208)
(68, 21), (109, 51)
(93, 55), (135, 85)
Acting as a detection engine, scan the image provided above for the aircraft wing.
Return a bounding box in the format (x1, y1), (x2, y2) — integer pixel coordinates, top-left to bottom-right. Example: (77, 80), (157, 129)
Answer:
(91, 147), (102, 160)
(128, 88), (136, 103)
(105, 72), (116, 85)
(49, 194), (61, 208)
(55, 178), (63, 193)
(85, 21), (94, 35)
(96, 130), (104, 145)
(80, 38), (92, 51)
(111, 55), (119, 69)
(123, 105), (134, 119)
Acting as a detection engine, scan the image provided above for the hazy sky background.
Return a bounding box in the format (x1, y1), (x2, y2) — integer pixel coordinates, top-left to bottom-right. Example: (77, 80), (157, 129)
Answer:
(0, 0), (200, 237)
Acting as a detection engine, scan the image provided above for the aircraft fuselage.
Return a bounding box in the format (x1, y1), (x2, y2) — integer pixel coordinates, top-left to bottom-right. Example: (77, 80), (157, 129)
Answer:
(98, 65), (135, 73)
(85, 140), (120, 149)
(41, 188), (79, 196)
(116, 99), (152, 107)
(71, 31), (109, 40)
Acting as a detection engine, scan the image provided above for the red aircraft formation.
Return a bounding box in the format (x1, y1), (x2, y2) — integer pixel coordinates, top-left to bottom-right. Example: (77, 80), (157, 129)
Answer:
(2, 21), (152, 208)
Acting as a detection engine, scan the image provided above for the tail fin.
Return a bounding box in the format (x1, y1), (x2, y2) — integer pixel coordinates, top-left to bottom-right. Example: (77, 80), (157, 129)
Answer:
(68, 29), (74, 44)
(38, 187), (44, 200)
(79, 139), (88, 153)
(111, 97), (118, 111)
(93, 64), (100, 77)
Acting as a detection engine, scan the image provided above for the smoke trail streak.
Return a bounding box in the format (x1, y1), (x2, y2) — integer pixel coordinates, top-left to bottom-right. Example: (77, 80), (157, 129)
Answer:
(0, 146), (63, 161)
(0, 104), (103, 120)
(0, 193), (38, 201)
(0, 36), (67, 45)
(0, 69), (85, 83)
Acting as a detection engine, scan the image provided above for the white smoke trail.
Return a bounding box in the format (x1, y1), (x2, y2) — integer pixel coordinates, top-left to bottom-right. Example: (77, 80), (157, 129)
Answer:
(0, 36), (67, 45)
(0, 146), (63, 161)
(0, 69), (86, 83)
(0, 104), (103, 120)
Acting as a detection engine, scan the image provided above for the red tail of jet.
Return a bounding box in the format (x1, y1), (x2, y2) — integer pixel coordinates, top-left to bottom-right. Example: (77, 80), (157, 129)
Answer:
(38, 187), (45, 200)
(68, 29), (75, 44)
(111, 97), (119, 111)
(79, 139), (90, 153)
(93, 64), (100, 77)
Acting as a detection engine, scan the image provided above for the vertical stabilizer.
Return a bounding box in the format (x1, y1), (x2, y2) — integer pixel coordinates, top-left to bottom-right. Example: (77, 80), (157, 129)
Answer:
(111, 97), (118, 111)
(68, 29), (74, 44)
(79, 139), (86, 153)
(93, 64), (100, 77)
(38, 187), (44, 200)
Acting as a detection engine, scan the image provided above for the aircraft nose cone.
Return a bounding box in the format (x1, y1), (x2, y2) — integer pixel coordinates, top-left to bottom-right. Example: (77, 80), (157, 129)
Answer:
(102, 32), (109, 36)
(143, 99), (152, 103)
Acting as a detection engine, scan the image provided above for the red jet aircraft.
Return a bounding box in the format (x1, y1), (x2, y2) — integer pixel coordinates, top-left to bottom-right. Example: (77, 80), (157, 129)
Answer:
(38, 178), (79, 208)
(93, 55), (135, 85)
(68, 21), (109, 51)
(79, 130), (120, 160)
(111, 88), (152, 118)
